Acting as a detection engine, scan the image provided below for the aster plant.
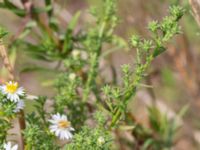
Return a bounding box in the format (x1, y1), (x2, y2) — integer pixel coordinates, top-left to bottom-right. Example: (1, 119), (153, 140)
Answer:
(0, 0), (185, 150)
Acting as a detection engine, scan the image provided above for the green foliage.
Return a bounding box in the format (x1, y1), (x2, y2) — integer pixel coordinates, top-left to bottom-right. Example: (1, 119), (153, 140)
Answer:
(33, 96), (49, 125)
(0, 26), (8, 39)
(66, 112), (112, 150)
(24, 123), (59, 149)
(0, 118), (11, 145)
(102, 5), (185, 128)
(0, 0), (25, 17)
(66, 126), (112, 150)
(144, 106), (179, 149)
(24, 98), (59, 150)
(0, 0), (185, 149)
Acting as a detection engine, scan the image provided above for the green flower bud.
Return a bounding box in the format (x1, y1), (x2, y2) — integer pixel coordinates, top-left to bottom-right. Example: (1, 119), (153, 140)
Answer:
(148, 21), (159, 32)
(69, 73), (76, 81)
(169, 5), (185, 20)
(72, 50), (81, 59)
(97, 136), (105, 146)
(130, 35), (140, 47)
(142, 40), (152, 51)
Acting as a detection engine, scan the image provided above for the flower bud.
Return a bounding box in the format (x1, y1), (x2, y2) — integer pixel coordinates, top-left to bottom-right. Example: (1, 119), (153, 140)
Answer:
(69, 73), (76, 81)
(97, 136), (105, 146)
(72, 50), (81, 59)
(130, 35), (140, 47)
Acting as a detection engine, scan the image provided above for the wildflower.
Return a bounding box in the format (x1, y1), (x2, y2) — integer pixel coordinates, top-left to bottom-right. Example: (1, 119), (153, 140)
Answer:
(97, 136), (105, 146)
(4, 142), (18, 150)
(49, 113), (74, 140)
(0, 81), (24, 102)
(13, 100), (25, 113)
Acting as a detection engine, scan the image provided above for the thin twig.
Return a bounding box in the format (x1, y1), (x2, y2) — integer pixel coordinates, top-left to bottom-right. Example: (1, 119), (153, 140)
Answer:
(189, 0), (200, 27)
(0, 40), (14, 80)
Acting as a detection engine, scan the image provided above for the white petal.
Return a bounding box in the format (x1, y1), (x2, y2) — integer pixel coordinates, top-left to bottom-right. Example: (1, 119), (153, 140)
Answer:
(3, 142), (18, 150)
(14, 100), (25, 113)
(55, 130), (60, 136)
(17, 87), (24, 96)
(48, 119), (57, 124)
(4, 142), (11, 149)
(69, 127), (75, 131)
(0, 85), (6, 93)
(12, 145), (18, 150)
(7, 94), (20, 102)
(61, 115), (67, 120)
(60, 132), (65, 140)
(50, 125), (58, 131)
(52, 114), (60, 120)
(65, 132), (69, 139)
(67, 131), (73, 138)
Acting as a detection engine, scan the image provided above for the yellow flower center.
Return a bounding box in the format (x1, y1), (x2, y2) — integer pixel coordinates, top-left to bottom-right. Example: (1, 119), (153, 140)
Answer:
(5, 82), (18, 94)
(58, 120), (70, 128)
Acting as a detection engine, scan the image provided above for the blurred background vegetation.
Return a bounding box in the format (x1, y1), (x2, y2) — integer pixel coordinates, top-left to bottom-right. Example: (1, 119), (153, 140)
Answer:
(0, 0), (200, 149)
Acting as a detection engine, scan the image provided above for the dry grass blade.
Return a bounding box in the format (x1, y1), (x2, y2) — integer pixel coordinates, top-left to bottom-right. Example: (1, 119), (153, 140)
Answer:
(189, 0), (200, 27)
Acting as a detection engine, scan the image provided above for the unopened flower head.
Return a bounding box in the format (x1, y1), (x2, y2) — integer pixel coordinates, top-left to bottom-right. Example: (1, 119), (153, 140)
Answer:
(97, 136), (105, 146)
(72, 50), (88, 60)
(4, 142), (18, 150)
(72, 50), (81, 59)
(49, 113), (74, 140)
(0, 81), (24, 102)
(69, 73), (76, 81)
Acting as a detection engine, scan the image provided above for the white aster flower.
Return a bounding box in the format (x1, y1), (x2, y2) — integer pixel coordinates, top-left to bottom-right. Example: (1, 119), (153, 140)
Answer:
(13, 100), (25, 113)
(4, 142), (18, 150)
(0, 81), (24, 102)
(49, 113), (74, 140)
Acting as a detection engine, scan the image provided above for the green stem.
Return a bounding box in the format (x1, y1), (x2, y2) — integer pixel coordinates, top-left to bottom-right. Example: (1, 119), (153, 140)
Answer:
(83, 22), (106, 102)
(110, 55), (153, 128)
(111, 108), (121, 127)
